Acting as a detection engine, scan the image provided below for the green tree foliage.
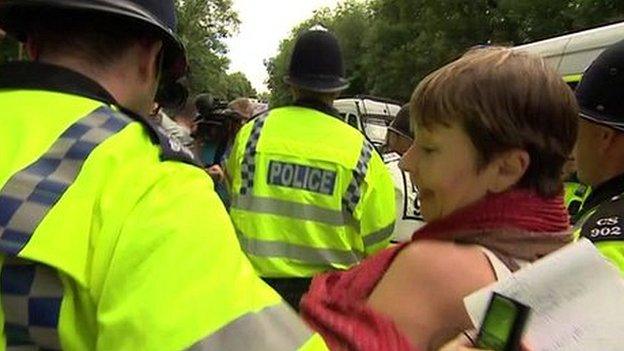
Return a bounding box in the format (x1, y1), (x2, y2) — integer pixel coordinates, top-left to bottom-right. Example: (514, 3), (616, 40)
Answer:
(224, 72), (257, 100)
(266, 0), (624, 103)
(570, 0), (624, 28)
(264, 46), (292, 107)
(176, 0), (250, 99)
(257, 91), (271, 102)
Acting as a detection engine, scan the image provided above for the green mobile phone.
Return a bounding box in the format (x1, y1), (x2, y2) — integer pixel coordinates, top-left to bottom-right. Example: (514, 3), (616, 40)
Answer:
(475, 292), (530, 351)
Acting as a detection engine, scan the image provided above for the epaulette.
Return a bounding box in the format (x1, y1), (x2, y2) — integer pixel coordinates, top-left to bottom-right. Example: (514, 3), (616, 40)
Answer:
(119, 107), (204, 168)
(580, 194), (624, 243)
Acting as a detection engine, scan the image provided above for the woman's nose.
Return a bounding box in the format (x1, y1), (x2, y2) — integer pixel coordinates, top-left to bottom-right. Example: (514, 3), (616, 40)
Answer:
(399, 144), (417, 173)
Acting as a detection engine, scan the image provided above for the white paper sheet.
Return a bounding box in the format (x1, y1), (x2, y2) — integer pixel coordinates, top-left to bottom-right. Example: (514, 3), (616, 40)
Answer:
(464, 239), (624, 351)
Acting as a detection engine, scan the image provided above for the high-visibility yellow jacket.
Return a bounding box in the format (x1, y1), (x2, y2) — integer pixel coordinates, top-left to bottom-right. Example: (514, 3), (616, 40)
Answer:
(226, 101), (396, 278)
(0, 62), (326, 350)
(571, 173), (624, 276)
(574, 195), (624, 276)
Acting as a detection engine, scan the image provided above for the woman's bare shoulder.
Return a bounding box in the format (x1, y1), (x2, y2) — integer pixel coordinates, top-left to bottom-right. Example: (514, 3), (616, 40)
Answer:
(368, 240), (497, 349)
(394, 240), (494, 281)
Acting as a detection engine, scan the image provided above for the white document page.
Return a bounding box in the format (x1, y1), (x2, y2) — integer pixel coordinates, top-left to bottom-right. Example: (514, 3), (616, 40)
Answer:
(464, 239), (624, 351)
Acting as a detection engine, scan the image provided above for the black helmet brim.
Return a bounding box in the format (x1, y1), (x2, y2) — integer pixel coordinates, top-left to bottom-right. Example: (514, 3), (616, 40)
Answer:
(579, 108), (624, 133)
(283, 75), (350, 93)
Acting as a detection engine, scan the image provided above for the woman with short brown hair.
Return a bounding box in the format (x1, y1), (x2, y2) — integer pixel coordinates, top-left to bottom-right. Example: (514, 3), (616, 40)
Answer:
(300, 47), (578, 351)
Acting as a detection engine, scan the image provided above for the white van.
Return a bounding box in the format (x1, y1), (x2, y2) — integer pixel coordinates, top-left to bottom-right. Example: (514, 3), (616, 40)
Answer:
(513, 21), (624, 86)
(334, 96), (402, 148)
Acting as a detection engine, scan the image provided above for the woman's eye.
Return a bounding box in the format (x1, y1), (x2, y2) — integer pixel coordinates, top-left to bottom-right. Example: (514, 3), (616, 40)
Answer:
(418, 145), (436, 154)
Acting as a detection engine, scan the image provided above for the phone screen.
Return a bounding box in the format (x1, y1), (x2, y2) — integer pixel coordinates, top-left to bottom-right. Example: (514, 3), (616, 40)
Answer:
(475, 294), (520, 351)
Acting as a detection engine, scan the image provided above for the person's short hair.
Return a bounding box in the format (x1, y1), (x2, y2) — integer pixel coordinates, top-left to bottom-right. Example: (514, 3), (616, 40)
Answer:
(26, 9), (159, 68)
(410, 46), (578, 197)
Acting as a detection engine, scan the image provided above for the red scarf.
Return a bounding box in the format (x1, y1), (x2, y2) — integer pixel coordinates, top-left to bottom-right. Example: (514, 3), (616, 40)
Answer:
(300, 190), (571, 351)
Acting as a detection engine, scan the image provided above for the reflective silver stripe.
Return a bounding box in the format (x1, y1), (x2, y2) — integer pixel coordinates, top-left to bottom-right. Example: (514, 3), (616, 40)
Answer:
(240, 113), (269, 195)
(342, 141), (374, 214)
(237, 231), (364, 266)
(0, 106), (130, 255)
(363, 222), (396, 247)
(188, 303), (313, 351)
(231, 194), (348, 226)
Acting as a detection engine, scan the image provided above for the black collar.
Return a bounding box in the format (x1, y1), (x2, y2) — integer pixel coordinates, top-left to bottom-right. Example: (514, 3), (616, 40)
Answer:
(0, 60), (149, 129)
(578, 173), (624, 219)
(0, 61), (118, 105)
(293, 98), (342, 119)
(0, 61), (202, 166)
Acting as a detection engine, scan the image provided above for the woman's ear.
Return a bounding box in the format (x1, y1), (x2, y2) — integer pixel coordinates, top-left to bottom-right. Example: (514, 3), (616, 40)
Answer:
(488, 149), (530, 193)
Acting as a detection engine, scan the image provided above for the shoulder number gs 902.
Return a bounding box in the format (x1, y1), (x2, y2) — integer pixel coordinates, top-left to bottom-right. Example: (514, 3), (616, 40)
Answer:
(589, 216), (622, 239)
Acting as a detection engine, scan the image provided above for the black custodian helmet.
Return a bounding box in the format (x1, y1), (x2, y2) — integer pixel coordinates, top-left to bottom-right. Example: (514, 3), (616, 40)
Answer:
(284, 28), (350, 93)
(0, 0), (187, 81)
(576, 39), (624, 132)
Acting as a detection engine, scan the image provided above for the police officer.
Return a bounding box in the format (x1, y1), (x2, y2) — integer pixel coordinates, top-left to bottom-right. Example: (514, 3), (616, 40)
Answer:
(383, 104), (425, 242)
(0, 1), (325, 349)
(226, 28), (395, 308)
(573, 39), (624, 275)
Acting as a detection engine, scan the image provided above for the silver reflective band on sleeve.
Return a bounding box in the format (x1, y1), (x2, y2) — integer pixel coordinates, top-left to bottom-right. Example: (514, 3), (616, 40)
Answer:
(342, 141), (374, 215)
(0, 106), (130, 255)
(363, 222), (396, 247)
(237, 231), (364, 266)
(188, 303), (314, 351)
(240, 113), (269, 195)
(231, 194), (349, 226)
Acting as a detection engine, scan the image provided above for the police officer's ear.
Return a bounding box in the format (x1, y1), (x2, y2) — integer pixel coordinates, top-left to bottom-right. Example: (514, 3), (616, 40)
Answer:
(135, 39), (164, 84)
(486, 149), (530, 194)
(25, 37), (38, 61)
(599, 124), (622, 152)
